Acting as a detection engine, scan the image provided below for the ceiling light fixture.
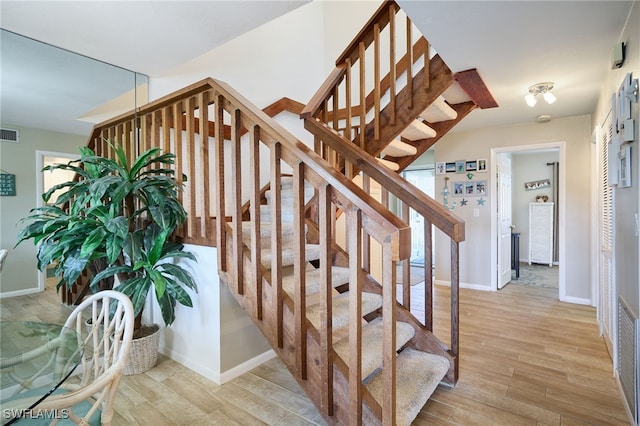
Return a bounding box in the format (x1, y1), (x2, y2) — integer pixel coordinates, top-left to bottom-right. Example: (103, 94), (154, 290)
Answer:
(525, 82), (556, 107)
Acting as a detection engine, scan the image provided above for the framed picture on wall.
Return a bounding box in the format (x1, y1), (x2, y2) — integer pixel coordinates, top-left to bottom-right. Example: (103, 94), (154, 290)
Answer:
(465, 160), (477, 171)
(475, 180), (487, 195)
(445, 162), (456, 173)
(436, 162), (446, 175)
(455, 160), (465, 173)
(453, 182), (464, 196)
(477, 159), (487, 172)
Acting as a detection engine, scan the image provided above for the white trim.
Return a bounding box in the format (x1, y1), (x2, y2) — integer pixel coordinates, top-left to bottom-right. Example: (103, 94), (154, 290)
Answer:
(35, 150), (80, 293)
(435, 280), (491, 292)
(490, 142), (567, 303)
(159, 346), (275, 385)
(0, 286), (41, 298)
(562, 296), (592, 306)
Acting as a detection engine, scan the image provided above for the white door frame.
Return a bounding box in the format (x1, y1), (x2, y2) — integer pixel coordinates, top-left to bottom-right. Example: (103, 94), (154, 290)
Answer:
(35, 150), (80, 292)
(489, 142), (567, 301)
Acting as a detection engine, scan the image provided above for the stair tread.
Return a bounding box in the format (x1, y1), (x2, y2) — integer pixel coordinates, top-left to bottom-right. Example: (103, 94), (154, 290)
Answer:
(381, 139), (418, 158)
(376, 157), (399, 171)
(419, 96), (457, 123)
(261, 243), (321, 268)
(400, 119), (436, 141)
(282, 266), (350, 296)
(365, 348), (450, 426)
(307, 292), (382, 330)
(333, 317), (415, 380)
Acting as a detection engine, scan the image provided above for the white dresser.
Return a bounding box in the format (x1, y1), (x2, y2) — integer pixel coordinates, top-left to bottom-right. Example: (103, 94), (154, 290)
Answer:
(528, 202), (554, 267)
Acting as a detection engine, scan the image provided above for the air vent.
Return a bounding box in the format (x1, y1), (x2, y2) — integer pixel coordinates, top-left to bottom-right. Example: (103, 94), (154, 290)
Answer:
(618, 297), (639, 424)
(0, 128), (19, 143)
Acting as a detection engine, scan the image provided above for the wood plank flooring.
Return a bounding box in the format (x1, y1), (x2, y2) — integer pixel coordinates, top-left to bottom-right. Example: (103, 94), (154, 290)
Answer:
(1, 279), (630, 425)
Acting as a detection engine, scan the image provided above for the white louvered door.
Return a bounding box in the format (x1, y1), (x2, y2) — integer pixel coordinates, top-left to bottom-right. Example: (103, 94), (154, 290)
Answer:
(599, 114), (616, 362)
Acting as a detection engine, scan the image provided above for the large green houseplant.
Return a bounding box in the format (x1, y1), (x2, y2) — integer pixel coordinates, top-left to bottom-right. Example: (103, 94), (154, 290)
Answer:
(16, 143), (198, 345)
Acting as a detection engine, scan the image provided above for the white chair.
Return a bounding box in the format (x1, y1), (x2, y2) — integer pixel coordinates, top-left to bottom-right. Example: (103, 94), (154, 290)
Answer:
(24, 291), (134, 425)
(0, 249), (8, 272)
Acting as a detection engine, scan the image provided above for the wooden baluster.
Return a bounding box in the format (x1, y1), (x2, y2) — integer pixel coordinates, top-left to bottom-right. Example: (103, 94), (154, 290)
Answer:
(151, 110), (160, 159)
(362, 174), (371, 274)
(373, 23), (381, 142)
(423, 39), (430, 91)
(406, 16), (413, 110)
(450, 240), (460, 382)
(347, 208), (362, 425)
(123, 120), (131, 165)
(214, 96), (226, 271)
(388, 4), (396, 125)
(249, 125), (262, 320)
(424, 218), (433, 331)
(332, 87), (339, 133)
(345, 58), (352, 142)
(198, 91), (211, 241)
(162, 106), (171, 155)
(270, 142), (284, 348)
(382, 239), (397, 426)
(173, 101), (185, 238)
(358, 41), (366, 150)
(318, 183), (333, 416)
(401, 202), (410, 308)
(186, 97), (196, 239)
(231, 108), (243, 295)
(293, 163), (306, 380)
(143, 110), (152, 155)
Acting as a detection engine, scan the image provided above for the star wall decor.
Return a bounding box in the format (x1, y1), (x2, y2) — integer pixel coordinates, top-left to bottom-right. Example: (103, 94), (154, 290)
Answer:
(460, 198), (468, 206)
(477, 197), (485, 206)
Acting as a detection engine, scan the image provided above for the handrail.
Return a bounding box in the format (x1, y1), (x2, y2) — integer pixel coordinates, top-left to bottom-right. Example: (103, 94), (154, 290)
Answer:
(306, 117), (464, 242)
(83, 76), (413, 424)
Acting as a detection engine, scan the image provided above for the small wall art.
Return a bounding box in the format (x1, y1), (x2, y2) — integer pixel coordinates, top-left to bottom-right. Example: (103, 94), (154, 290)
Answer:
(452, 180), (487, 197)
(436, 162), (446, 174)
(455, 160), (466, 173)
(477, 159), (487, 172)
(445, 162), (456, 173)
(524, 178), (551, 191)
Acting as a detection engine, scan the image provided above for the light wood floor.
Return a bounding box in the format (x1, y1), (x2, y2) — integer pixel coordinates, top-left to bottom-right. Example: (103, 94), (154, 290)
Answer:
(1, 279), (630, 425)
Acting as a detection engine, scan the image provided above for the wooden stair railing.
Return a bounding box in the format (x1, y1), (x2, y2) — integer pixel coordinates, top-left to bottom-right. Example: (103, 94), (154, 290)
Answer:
(306, 116), (464, 384)
(301, 0), (496, 174)
(72, 77), (463, 424)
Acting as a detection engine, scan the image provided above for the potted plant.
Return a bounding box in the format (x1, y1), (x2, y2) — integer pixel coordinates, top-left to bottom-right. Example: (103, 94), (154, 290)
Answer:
(16, 142), (197, 374)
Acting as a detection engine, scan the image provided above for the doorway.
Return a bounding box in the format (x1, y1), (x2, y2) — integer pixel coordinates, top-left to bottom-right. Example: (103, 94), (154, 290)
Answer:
(402, 167), (435, 266)
(36, 150), (80, 292)
(490, 143), (566, 300)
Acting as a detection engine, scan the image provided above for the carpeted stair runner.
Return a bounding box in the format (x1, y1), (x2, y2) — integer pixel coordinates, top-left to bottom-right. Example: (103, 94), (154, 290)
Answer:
(254, 176), (449, 425)
(333, 317), (415, 380)
(365, 347), (450, 426)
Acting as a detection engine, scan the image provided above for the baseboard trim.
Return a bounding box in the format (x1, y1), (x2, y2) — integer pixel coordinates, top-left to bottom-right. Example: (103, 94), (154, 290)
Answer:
(561, 296), (591, 305)
(158, 346), (276, 385)
(0, 287), (40, 298)
(219, 349), (276, 384)
(435, 280), (490, 292)
(615, 369), (639, 426)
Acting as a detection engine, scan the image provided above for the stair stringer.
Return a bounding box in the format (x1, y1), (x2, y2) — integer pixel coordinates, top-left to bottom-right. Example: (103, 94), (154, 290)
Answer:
(359, 54), (455, 159)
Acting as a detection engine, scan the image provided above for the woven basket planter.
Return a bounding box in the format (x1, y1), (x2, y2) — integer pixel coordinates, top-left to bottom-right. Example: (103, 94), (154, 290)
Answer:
(124, 324), (160, 375)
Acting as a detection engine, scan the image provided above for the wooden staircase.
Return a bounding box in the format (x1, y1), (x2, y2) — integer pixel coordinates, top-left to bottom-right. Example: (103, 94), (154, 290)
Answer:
(67, 1), (497, 424)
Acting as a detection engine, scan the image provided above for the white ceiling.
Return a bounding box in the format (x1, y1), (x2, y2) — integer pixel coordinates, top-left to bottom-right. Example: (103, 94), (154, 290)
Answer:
(0, 0), (635, 136)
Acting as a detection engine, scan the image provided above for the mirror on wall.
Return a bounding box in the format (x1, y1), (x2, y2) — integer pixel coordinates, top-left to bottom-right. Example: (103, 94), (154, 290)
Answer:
(0, 29), (148, 295)
(0, 29), (148, 137)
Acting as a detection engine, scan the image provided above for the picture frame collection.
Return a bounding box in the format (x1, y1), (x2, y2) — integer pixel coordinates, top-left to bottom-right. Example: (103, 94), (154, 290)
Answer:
(436, 159), (487, 197)
(436, 159), (487, 175)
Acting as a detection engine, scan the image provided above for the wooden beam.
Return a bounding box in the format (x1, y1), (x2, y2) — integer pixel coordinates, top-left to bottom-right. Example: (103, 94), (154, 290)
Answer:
(454, 69), (498, 109)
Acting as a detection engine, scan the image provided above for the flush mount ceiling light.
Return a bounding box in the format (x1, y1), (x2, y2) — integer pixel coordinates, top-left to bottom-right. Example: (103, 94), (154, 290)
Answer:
(525, 82), (557, 107)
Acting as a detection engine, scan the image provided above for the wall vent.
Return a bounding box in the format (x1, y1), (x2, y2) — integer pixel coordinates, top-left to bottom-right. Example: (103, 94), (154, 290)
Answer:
(0, 128), (19, 143)
(618, 297), (639, 425)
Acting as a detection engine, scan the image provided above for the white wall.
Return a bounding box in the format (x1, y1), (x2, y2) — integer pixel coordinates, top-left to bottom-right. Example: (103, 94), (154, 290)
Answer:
(0, 125), (85, 296)
(433, 115), (592, 301)
(144, 244), (273, 384)
(592, 1), (640, 319)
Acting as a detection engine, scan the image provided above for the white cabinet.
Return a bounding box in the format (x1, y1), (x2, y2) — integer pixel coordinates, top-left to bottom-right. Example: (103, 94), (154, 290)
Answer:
(528, 202), (554, 266)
